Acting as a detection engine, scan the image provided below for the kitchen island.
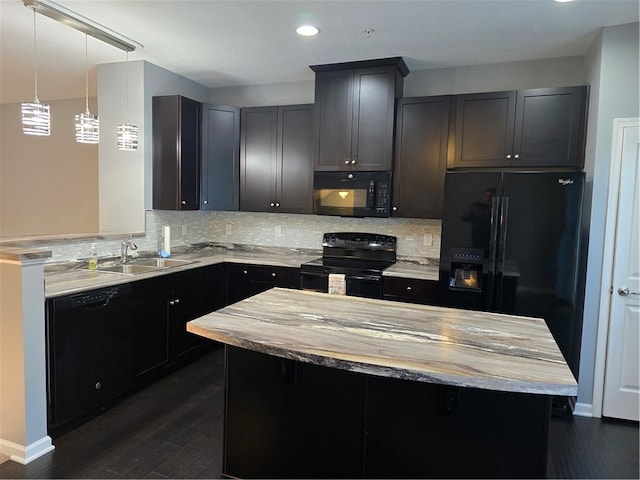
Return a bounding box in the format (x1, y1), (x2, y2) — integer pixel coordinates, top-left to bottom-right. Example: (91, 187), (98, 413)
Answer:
(187, 288), (577, 479)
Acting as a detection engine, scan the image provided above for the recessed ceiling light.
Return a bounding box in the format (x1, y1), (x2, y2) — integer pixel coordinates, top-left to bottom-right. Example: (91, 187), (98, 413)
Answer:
(296, 25), (319, 36)
(554, 0), (575, 3)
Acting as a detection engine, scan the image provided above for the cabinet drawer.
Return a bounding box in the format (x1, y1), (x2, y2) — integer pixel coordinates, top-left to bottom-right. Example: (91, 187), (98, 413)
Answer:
(250, 265), (300, 288)
(383, 277), (437, 305)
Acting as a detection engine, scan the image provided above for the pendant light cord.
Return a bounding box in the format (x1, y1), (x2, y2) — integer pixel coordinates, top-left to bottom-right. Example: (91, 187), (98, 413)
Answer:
(125, 50), (130, 121)
(84, 33), (90, 114)
(32, 7), (39, 104)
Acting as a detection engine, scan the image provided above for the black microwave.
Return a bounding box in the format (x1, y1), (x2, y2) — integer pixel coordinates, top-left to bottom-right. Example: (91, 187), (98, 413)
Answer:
(313, 171), (392, 217)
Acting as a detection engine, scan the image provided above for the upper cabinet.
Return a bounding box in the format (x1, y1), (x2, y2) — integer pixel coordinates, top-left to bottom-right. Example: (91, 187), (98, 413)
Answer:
(240, 104), (314, 214)
(451, 86), (588, 169)
(201, 104), (240, 211)
(311, 58), (409, 172)
(392, 96), (452, 219)
(152, 95), (201, 210)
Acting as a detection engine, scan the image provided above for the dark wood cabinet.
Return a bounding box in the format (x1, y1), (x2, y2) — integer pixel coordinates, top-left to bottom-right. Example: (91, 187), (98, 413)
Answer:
(226, 263), (300, 305)
(240, 105), (314, 213)
(452, 86), (587, 169)
(131, 276), (171, 383)
(392, 96), (452, 218)
(382, 276), (438, 305)
(152, 95), (201, 210)
(201, 104), (240, 211)
(311, 58), (408, 171)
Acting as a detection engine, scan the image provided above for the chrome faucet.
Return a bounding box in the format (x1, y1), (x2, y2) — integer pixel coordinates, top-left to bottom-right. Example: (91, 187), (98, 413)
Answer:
(121, 236), (138, 263)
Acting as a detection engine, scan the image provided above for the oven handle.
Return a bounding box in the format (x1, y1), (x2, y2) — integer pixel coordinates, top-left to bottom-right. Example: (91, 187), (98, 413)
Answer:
(345, 275), (381, 282)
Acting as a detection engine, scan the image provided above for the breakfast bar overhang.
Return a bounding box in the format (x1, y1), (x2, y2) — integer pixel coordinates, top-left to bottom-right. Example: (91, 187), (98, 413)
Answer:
(187, 288), (577, 479)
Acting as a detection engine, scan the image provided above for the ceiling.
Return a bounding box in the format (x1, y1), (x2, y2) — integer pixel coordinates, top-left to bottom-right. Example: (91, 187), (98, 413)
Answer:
(1, 0), (638, 104)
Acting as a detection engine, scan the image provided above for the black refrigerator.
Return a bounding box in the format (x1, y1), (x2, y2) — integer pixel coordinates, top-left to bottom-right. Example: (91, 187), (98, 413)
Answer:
(438, 170), (585, 377)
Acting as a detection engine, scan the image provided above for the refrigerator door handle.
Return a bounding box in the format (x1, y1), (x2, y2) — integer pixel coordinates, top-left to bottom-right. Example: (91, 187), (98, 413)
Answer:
(497, 196), (509, 274)
(488, 196), (501, 274)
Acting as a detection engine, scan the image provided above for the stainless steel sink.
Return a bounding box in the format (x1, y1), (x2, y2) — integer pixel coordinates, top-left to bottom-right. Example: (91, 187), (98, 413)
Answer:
(133, 258), (196, 268)
(97, 264), (160, 275)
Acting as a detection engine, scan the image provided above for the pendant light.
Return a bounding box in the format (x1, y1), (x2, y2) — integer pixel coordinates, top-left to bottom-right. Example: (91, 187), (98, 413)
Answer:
(116, 51), (138, 151)
(22, 7), (50, 136)
(75, 34), (99, 144)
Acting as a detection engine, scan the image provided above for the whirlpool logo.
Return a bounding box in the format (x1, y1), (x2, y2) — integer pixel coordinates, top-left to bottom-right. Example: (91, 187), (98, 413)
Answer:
(558, 178), (574, 185)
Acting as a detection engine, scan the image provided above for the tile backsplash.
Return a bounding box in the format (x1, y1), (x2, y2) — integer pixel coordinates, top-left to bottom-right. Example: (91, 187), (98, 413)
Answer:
(38, 210), (442, 264)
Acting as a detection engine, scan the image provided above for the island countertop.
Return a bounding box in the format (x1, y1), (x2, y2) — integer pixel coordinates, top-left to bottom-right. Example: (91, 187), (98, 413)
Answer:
(187, 287), (577, 396)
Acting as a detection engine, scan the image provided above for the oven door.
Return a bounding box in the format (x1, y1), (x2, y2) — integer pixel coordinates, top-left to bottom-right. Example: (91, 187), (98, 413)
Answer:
(300, 270), (383, 299)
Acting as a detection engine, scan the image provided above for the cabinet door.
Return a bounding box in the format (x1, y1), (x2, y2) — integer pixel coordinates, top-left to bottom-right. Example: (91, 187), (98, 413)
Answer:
(132, 294), (170, 381)
(350, 67), (397, 171)
(278, 105), (314, 213)
(201, 104), (240, 210)
(313, 70), (353, 171)
(452, 91), (516, 168)
(202, 263), (226, 313)
(226, 263), (252, 305)
(152, 95), (201, 210)
(169, 286), (206, 363)
(393, 96), (451, 218)
(513, 86), (587, 168)
(240, 107), (278, 212)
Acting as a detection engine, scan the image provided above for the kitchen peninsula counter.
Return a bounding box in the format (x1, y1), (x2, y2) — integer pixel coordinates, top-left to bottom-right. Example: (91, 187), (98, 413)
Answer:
(188, 288), (576, 479)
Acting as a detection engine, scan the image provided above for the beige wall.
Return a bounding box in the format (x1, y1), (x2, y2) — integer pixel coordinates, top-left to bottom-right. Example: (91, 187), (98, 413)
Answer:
(0, 98), (99, 237)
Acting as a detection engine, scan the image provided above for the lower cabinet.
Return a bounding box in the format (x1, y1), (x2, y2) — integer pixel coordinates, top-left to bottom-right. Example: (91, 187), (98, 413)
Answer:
(226, 263), (300, 304)
(382, 276), (438, 305)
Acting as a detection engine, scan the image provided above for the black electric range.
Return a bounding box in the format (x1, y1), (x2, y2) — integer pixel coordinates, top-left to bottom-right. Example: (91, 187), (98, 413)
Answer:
(300, 232), (397, 299)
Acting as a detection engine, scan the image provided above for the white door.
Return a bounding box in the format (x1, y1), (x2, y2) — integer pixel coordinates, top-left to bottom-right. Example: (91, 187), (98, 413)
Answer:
(602, 120), (640, 421)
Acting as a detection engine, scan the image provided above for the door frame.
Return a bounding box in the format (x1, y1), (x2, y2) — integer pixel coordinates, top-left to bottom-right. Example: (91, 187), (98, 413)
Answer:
(591, 117), (640, 418)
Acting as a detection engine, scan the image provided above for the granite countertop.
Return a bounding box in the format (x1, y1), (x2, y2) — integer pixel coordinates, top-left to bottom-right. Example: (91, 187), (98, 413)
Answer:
(43, 243), (440, 298)
(187, 287), (577, 396)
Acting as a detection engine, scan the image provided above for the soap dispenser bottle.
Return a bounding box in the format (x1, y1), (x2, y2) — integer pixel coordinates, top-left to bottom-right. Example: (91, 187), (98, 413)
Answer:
(88, 243), (98, 270)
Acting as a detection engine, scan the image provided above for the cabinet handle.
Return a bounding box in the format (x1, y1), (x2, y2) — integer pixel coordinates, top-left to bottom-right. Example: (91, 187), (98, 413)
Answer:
(175, 298), (180, 304)
(169, 300), (174, 305)
(95, 382), (102, 390)
(271, 272), (276, 277)
(181, 200), (187, 205)
(506, 154), (512, 159)
(344, 159), (350, 165)
(203, 200), (208, 205)
(392, 206), (398, 211)
(270, 202), (275, 207)
(275, 202), (280, 207)
(351, 159), (356, 164)
(243, 270), (248, 275)
(406, 286), (412, 292)
(514, 154), (520, 159)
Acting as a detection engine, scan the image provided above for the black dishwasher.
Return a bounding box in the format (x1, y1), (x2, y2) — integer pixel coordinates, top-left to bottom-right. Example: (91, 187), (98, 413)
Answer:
(46, 284), (133, 434)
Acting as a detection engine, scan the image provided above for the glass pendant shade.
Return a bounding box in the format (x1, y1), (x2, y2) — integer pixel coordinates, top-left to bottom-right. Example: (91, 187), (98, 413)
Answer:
(75, 111), (99, 143)
(22, 101), (50, 136)
(116, 123), (138, 150)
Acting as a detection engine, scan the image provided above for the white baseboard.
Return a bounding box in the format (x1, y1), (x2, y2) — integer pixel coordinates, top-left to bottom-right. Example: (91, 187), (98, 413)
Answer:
(0, 436), (55, 465)
(573, 402), (595, 417)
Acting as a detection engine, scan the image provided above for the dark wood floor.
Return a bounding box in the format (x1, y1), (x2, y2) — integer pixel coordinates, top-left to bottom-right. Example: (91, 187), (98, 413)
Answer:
(1, 345), (638, 479)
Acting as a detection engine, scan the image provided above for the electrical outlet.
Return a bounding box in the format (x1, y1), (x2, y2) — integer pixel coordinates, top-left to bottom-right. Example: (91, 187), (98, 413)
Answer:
(181, 224), (187, 236)
(225, 224), (232, 235)
(423, 233), (433, 246)
(275, 226), (282, 237)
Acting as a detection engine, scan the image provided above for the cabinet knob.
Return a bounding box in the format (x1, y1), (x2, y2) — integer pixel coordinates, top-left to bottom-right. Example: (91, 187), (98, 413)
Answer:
(271, 272), (276, 277)
(243, 270), (248, 275)
(514, 154), (520, 159)
(406, 286), (412, 292)
(506, 154), (512, 159)
(181, 200), (187, 205)
(270, 202), (275, 207)
(169, 300), (174, 305)
(203, 200), (208, 204)
(95, 382), (102, 390)
(351, 159), (356, 164)
(344, 159), (350, 165)
(275, 202), (280, 207)
(392, 206), (398, 211)
(175, 298), (180, 304)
